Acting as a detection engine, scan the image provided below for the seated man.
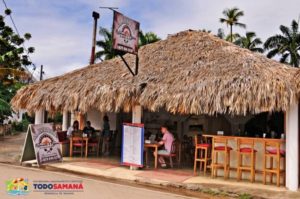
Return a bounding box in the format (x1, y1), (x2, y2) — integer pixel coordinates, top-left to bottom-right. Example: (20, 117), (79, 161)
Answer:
(83, 121), (95, 138)
(155, 125), (174, 168)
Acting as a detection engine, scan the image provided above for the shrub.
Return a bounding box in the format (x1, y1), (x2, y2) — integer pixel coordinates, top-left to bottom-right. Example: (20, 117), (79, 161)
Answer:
(12, 118), (30, 132)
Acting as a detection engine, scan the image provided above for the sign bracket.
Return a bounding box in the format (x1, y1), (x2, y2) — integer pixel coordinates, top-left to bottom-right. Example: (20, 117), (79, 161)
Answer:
(119, 54), (139, 76)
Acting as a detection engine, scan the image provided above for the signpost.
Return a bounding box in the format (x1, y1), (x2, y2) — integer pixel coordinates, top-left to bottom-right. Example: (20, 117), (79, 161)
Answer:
(20, 123), (62, 166)
(121, 123), (144, 168)
(112, 11), (140, 76)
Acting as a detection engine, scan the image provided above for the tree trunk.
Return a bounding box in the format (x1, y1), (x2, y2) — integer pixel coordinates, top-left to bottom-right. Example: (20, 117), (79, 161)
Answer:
(230, 25), (233, 42)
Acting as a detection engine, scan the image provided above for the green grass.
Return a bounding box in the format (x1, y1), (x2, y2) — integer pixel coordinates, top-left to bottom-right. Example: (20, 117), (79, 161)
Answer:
(200, 188), (253, 199)
(238, 193), (253, 199)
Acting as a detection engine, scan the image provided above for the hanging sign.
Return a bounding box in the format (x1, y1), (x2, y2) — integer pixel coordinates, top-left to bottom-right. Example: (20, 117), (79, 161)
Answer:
(20, 123), (62, 166)
(121, 123), (144, 167)
(112, 11), (140, 54)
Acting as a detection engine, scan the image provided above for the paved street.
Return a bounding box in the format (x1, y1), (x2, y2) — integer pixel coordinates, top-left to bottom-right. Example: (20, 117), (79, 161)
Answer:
(0, 163), (199, 199)
(0, 133), (26, 163)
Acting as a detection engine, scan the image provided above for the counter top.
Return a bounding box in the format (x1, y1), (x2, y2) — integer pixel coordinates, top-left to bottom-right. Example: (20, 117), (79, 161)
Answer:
(202, 134), (285, 142)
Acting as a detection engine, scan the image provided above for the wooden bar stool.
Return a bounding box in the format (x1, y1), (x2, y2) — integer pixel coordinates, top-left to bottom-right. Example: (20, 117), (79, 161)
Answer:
(193, 135), (211, 175)
(236, 138), (257, 182)
(211, 137), (232, 179)
(263, 140), (285, 186)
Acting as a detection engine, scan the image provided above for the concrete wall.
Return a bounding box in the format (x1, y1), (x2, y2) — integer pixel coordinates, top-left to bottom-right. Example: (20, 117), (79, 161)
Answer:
(86, 109), (117, 130)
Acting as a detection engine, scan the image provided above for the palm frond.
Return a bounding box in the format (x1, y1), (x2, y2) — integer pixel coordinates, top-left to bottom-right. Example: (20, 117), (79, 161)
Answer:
(267, 49), (279, 58)
(234, 22), (246, 28)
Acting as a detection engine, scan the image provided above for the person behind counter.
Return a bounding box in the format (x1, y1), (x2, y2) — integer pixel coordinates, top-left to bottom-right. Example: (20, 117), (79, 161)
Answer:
(67, 120), (79, 137)
(102, 115), (110, 156)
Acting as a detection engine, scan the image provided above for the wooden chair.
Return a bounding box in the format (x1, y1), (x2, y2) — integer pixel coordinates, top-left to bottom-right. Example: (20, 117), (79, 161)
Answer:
(70, 132), (86, 157)
(57, 131), (70, 157)
(211, 137), (232, 179)
(263, 140), (285, 186)
(193, 135), (211, 175)
(87, 134), (101, 157)
(159, 140), (180, 168)
(181, 136), (194, 167)
(236, 138), (257, 182)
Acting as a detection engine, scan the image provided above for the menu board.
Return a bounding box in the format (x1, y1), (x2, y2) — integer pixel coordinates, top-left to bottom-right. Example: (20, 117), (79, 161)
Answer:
(20, 123), (62, 166)
(121, 123), (144, 167)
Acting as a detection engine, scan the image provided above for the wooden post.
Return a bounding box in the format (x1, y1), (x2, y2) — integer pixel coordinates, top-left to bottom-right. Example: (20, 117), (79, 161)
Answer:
(78, 113), (85, 130)
(132, 105), (142, 123)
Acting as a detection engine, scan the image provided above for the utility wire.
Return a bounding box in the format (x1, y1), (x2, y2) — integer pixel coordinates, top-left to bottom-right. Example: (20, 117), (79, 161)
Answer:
(2, 0), (39, 80)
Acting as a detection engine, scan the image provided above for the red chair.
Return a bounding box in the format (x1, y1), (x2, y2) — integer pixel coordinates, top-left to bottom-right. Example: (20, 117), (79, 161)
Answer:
(87, 135), (101, 157)
(57, 131), (70, 157)
(159, 141), (180, 168)
(70, 133), (86, 157)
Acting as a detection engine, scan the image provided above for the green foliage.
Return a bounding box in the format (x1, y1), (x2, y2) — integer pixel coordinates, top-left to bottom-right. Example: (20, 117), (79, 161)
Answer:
(95, 27), (115, 61)
(47, 112), (62, 123)
(235, 31), (264, 53)
(264, 19), (300, 67)
(238, 193), (252, 199)
(220, 7), (246, 42)
(0, 7), (34, 121)
(216, 28), (240, 42)
(4, 9), (11, 16)
(139, 31), (161, 47)
(95, 27), (160, 61)
(12, 118), (30, 132)
(0, 81), (24, 122)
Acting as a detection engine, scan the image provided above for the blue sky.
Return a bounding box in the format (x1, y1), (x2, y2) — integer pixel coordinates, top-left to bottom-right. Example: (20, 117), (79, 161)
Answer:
(1, 0), (300, 78)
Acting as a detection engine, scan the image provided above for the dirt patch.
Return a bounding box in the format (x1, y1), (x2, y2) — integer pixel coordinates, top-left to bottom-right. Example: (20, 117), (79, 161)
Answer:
(0, 132), (26, 164)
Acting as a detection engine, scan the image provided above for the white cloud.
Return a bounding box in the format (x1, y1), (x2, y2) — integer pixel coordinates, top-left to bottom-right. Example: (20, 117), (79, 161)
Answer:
(140, 0), (300, 41)
(3, 0), (300, 78)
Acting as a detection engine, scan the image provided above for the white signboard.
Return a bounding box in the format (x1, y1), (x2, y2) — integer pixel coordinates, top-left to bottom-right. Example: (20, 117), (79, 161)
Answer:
(20, 123), (62, 166)
(121, 123), (144, 167)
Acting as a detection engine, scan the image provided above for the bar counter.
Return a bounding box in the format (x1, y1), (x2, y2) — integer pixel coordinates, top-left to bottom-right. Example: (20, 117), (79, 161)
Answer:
(202, 134), (285, 181)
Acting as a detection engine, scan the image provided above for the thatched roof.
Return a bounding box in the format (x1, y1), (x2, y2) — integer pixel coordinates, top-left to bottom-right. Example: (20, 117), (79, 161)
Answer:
(11, 30), (300, 115)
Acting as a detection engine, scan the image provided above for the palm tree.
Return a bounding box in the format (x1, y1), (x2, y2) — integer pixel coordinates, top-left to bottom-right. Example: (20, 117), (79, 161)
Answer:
(264, 20), (300, 67)
(139, 31), (160, 47)
(95, 27), (115, 61)
(216, 28), (240, 42)
(220, 7), (246, 42)
(235, 32), (264, 53)
(95, 28), (161, 61)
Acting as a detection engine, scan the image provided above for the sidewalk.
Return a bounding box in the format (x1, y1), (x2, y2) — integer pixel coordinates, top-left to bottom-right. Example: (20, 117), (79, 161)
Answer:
(44, 157), (300, 199)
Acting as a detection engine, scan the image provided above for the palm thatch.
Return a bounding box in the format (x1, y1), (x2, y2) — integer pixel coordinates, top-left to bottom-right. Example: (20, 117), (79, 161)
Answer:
(11, 30), (300, 116)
